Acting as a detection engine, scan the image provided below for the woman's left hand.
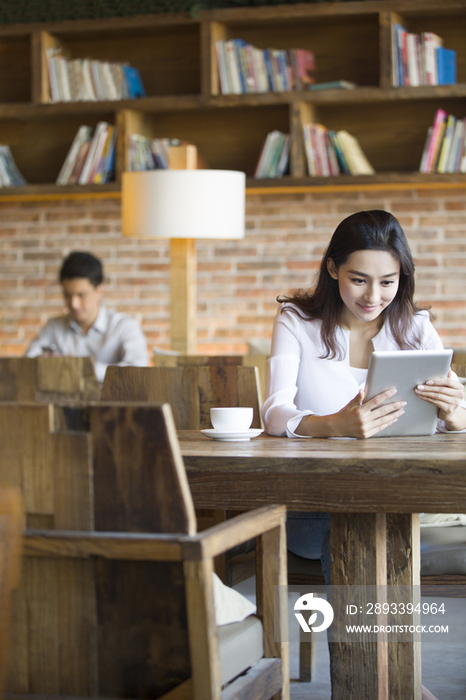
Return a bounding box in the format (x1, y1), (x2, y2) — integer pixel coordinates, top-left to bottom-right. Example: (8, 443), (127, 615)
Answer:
(415, 370), (465, 427)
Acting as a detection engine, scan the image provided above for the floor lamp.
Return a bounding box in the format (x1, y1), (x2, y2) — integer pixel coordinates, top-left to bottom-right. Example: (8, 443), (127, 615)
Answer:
(122, 169), (246, 354)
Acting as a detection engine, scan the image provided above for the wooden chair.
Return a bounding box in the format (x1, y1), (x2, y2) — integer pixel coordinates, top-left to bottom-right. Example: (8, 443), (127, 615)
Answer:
(152, 353), (269, 405)
(101, 365), (263, 580)
(0, 356), (100, 402)
(0, 487), (23, 695)
(101, 365), (262, 428)
(1, 401), (289, 700)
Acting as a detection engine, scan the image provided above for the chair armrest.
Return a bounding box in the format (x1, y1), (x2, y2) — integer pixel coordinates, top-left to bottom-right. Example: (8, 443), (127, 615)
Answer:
(182, 504), (286, 561)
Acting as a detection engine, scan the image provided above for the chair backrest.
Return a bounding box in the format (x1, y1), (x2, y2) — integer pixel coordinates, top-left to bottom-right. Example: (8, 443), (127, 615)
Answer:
(0, 357), (100, 402)
(0, 487), (23, 695)
(101, 365), (262, 429)
(91, 403), (196, 534)
(1, 401), (197, 697)
(152, 353), (269, 404)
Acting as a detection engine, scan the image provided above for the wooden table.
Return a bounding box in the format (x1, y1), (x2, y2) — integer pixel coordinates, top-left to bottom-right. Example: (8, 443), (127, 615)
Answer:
(179, 431), (466, 700)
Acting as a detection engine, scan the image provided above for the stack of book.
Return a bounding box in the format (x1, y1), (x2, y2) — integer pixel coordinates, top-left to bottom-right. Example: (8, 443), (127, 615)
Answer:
(216, 39), (315, 94)
(303, 123), (375, 177)
(420, 109), (466, 174)
(56, 122), (116, 185)
(129, 135), (184, 170)
(391, 25), (456, 86)
(254, 131), (290, 178)
(0, 145), (27, 187)
(47, 49), (146, 102)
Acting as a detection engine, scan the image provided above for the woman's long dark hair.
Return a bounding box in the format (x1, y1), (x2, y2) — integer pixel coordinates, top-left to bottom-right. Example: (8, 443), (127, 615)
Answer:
(278, 210), (424, 359)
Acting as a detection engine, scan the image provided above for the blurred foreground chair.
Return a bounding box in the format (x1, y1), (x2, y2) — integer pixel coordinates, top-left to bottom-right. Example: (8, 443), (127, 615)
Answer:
(1, 401), (289, 700)
(101, 365), (263, 581)
(0, 356), (100, 402)
(152, 353), (269, 405)
(0, 487), (23, 695)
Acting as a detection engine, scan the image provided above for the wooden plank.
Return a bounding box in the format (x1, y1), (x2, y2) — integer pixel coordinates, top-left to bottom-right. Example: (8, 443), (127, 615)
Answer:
(91, 403), (196, 534)
(183, 557), (221, 700)
(255, 522), (289, 700)
(23, 533), (184, 562)
(0, 359), (36, 401)
(0, 489), (24, 695)
(95, 558), (191, 698)
(56, 558), (98, 695)
(24, 557), (60, 694)
(52, 432), (94, 531)
(330, 513), (388, 700)
(36, 356), (83, 394)
(386, 513), (421, 700)
(221, 658), (282, 700)
(184, 505), (286, 560)
(0, 404), (54, 516)
(4, 585), (29, 693)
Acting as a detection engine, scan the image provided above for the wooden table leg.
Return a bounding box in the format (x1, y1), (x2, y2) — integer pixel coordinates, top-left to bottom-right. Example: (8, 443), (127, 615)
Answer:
(330, 513), (388, 700)
(386, 513), (421, 700)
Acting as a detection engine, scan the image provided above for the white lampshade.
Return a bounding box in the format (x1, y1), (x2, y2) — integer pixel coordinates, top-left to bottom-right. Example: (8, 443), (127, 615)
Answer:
(122, 169), (246, 240)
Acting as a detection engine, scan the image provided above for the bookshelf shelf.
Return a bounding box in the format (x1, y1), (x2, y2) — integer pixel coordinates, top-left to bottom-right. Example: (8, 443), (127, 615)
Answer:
(0, 0), (464, 199)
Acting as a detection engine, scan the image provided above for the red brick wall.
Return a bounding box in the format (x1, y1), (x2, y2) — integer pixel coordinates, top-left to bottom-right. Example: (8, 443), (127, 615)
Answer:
(1, 187), (465, 357)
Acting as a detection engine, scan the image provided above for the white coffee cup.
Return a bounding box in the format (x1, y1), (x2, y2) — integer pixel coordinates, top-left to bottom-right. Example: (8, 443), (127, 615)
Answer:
(210, 406), (253, 432)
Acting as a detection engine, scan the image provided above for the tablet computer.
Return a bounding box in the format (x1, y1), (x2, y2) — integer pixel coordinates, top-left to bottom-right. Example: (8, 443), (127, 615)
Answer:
(364, 349), (453, 437)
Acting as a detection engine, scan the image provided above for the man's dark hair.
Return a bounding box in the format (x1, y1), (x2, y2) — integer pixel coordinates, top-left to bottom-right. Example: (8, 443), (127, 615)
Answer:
(59, 251), (103, 287)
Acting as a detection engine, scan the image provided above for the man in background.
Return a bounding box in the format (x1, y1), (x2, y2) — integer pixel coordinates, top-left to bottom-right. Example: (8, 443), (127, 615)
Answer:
(25, 251), (148, 383)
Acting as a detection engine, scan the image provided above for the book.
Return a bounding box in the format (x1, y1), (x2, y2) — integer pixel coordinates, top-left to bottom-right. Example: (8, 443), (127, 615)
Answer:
(122, 65), (146, 98)
(56, 125), (93, 185)
(328, 130), (350, 174)
(0, 145), (27, 186)
(436, 47), (456, 85)
(336, 130), (375, 175)
(216, 41), (231, 94)
(93, 126), (117, 183)
(78, 122), (110, 184)
(437, 114), (456, 173)
(307, 80), (356, 91)
(423, 32), (443, 85)
(214, 39), (317, 94)
(423, 108), (448, 173)
(447, 118), (466, 173)
(254, 131), (289, 178)
(275, 134), (290, 178)
(419, 126), (433, 173)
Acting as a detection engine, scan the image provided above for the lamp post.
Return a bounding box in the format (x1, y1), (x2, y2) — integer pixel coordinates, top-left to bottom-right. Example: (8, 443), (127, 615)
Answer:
(122, 169), (246, 354)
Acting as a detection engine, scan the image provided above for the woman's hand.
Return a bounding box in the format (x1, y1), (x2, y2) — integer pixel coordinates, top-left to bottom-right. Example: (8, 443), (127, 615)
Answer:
(332, 387), (406, 438)
(415, 370), (466, 430)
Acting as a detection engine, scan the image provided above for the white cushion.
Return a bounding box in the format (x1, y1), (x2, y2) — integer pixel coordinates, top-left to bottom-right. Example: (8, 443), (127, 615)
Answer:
(420, 513), (466, 527)
(218, 615), (263, 686)
(213, 572), (256, 625)
(421, 526), (466, 575)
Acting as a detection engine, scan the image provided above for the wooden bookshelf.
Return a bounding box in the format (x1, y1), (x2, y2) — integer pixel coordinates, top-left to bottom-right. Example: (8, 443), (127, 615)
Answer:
(0, 0), (465, 199)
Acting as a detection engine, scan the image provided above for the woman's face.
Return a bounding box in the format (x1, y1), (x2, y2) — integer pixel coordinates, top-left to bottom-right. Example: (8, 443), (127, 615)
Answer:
(327, 249), (400, 326)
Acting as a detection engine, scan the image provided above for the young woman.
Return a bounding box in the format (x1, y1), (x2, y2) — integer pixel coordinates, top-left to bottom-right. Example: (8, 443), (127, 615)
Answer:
(261, 210), (465, 700)
(262, 209), (466, 439)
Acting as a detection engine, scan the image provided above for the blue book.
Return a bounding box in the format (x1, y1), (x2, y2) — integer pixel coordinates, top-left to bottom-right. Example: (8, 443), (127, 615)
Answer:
(233, 39), (248, 93)
(263, 50), (275, 91)
(123, 65), (146, 98)
(437, 47), (457, 85)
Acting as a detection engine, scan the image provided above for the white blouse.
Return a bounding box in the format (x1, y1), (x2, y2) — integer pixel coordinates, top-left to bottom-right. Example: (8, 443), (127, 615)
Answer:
(261, 304), (456, 438)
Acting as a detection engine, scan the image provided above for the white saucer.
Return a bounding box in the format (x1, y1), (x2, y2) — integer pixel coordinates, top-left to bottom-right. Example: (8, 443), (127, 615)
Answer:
(201, 428), (263, 442)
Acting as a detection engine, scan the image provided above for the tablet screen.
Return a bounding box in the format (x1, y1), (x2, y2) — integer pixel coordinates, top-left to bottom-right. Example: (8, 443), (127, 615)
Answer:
(364, 349), (453, 437)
